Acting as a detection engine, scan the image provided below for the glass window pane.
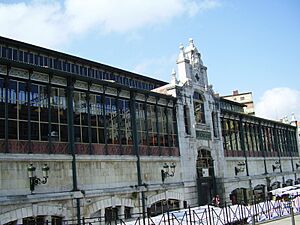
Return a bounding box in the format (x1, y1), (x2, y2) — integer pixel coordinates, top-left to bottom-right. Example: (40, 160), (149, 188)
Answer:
(82, 127), (89, 143)
(51, 124), (59, 142)
(19, 121), (28, 140)
(98, 128), (104, 143)
(60, 125), (68, 142)
(31, 122), (39, 140)
(0, 119), (4, 139)
(40, 123), (49, 141)
(74, 126), (81, 142)
(91, 128), (97, 143)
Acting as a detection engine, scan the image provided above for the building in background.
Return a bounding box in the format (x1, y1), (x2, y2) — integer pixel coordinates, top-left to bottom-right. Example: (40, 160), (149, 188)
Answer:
(0, 37), (299, 225)
(222, 90), (255, 115)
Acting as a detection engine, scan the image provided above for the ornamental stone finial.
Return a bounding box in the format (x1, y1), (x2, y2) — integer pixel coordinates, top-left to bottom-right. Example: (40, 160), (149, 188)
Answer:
(177, 43), (186, 63)
(179, 43), (184, 51)
(189, 38), (195, 48)
(170, 69), (177, 85)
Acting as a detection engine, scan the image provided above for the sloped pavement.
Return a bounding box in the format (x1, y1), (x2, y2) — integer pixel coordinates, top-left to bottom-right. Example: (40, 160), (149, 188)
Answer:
(260, 214), (300, 224)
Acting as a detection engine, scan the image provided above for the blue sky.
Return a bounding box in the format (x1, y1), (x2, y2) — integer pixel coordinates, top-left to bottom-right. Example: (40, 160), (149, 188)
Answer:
(0, 0), (299, 121)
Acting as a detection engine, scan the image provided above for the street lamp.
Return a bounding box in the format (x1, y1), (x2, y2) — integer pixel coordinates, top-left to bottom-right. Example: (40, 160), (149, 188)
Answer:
(161, 162), (176, 183)
(234, 161), (245, 176)
(27, 163), (50, 192)
(272, 161), (281, 172)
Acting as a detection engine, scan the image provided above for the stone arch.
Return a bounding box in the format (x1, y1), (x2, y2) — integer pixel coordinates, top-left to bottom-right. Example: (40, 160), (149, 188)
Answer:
(270, 181), (281, 190)
(253, 184), (266, 202)
(0, 205), (67, 225)
(85, 197), (135, 217)
(147, 191), (184, 207)
(285, 179), (294, 186)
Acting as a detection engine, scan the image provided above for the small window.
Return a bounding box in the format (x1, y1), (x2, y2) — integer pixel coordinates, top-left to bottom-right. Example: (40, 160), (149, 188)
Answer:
(75, 64), (79, 74)
(13, 49), (18, 60)
(7, 48), (12, 59)
(34, 54), (38, 65)
(66, 62), (70, 72)
(89, 68), (94, 77)
(57, 59), (62, 70)
(110, 73), (115, 80)
(212, 112), (219, 138)
(240, 96), (245, 100)
(44, 56), (49, 67)
(124, 77), (129, 86)
(19, 50), (24, 61)
(193, 92), (205, 124)
(1, 47), (7, 58)
(29, 53), (34, 64)
(99, 70), (103, 79)
(49, 58), (53, 68)
(39, 55), (44, 66)
(184, 105), (191, 135)
(24, 52), (28, 63)
(62, 61), (67, 71)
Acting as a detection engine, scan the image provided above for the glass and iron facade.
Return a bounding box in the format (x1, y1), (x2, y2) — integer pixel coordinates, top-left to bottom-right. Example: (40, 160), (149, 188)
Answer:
(0, 37), (165, 91)
(0, 36), (179, 156)
(219, 99), (299, 158)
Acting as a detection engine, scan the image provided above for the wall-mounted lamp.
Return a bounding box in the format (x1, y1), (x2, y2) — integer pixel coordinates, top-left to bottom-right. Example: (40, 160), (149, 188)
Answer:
(234, 161), (245, 176)
(272, 161), (281, 172)
(27, 163), (50, 192)
(296, 163), (300, 169)
(161, 162), (176, 183)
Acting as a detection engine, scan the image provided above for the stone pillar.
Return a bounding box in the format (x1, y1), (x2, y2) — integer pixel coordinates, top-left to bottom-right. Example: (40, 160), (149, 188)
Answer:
(179, 200), (184, 209)
(119, 205), (125, 220)
(100, 209), (105, 225)
(17, 219), (23, 225)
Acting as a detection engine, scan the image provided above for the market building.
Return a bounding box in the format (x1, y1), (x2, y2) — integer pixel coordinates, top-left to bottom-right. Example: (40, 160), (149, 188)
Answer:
(0, 36), (299, 225)
(0, 36), (180, 224)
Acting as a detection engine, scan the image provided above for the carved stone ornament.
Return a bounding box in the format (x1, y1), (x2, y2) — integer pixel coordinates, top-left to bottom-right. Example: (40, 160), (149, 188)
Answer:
(31, 72), (49, 83)
(74, 81), (88, 90)
(10, 67), (29, 79)
(90, 84), (103, 93)
(51, 76), (67, 86)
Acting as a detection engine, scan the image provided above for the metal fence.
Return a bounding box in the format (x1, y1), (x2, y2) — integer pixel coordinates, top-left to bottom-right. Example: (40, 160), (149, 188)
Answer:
(12, 197), (300, 225)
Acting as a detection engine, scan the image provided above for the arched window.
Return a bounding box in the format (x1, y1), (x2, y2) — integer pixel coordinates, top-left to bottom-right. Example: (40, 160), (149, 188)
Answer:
(148, 199), (180, 216)
(193, 92), (205, 124)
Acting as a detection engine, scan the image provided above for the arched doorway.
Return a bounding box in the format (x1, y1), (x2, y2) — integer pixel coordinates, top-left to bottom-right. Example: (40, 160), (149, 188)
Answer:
(285, 179), (294, 186)
(253, 184), (266, 203)
(196, 148), (215, 206)
(270, 181), (281, 190)
(230, 188), (250, 205)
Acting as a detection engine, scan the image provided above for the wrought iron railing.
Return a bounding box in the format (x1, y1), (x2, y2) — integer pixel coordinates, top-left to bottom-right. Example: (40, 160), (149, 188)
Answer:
(7, 196), (300, 225)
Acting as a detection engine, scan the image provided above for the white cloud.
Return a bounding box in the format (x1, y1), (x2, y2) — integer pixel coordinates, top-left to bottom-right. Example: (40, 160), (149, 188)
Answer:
(0, 1), (69, 48)
(256, 87), (300, 122)
(0, 0), (221, 48)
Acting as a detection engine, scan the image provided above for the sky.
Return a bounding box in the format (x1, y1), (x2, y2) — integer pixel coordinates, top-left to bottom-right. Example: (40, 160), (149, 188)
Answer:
(0, 0), (299, 122)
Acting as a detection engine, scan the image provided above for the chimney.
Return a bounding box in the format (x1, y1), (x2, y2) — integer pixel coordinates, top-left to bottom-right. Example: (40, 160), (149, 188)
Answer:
(233, 90), (239, 95)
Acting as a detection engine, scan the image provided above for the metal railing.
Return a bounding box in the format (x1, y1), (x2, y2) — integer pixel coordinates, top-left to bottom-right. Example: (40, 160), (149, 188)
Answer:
(7, 196), (300, 225)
